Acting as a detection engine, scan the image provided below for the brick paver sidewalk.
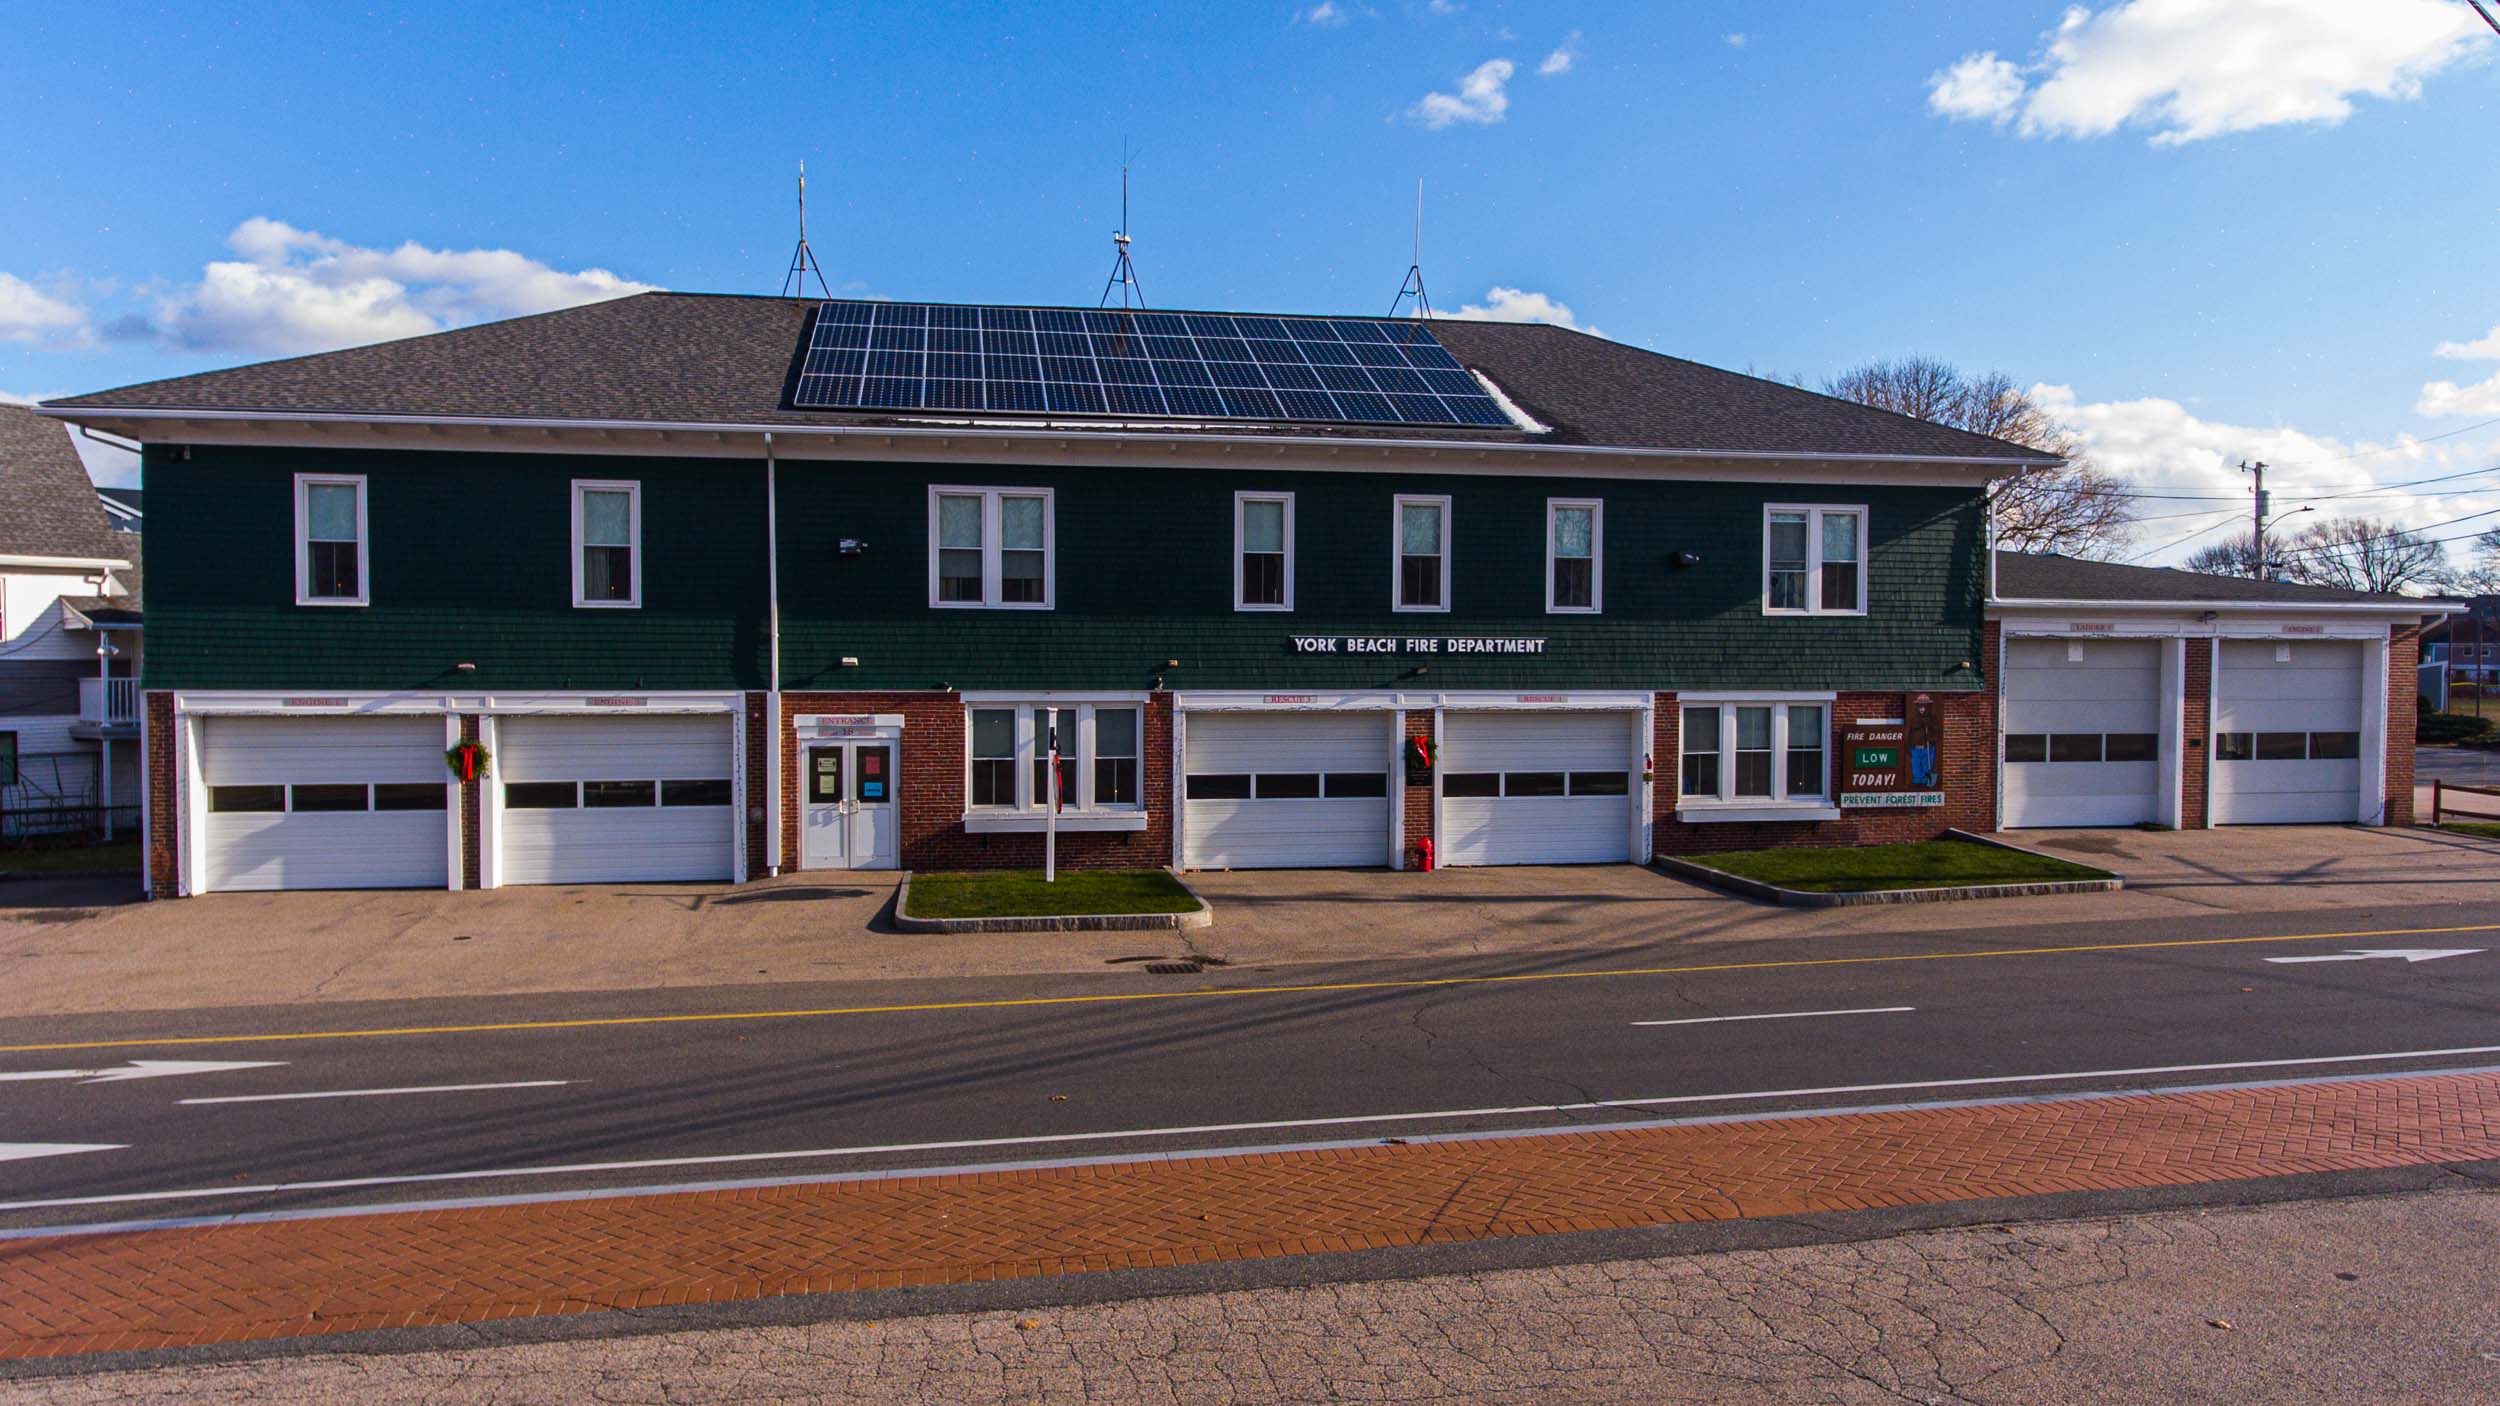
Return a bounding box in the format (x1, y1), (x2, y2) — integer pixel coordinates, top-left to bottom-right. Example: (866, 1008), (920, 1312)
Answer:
(7, 1070), (2500, 1361)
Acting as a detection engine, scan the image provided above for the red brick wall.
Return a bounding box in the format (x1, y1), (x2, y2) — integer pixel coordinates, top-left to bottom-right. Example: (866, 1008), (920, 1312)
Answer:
(2182, 638), (2213, 830)
(1400, 709), (1433, 869)
(779, 692), (1175, 872)
(743, 691), (770, 874)
(2387, 624), (2419, 826)
(1652, 689), (1994, 855)
(143, 690), (178, 898)
(457, 715), (482, 889)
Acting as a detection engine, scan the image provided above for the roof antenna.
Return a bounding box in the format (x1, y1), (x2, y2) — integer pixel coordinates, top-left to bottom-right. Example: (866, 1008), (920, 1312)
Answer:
(781, 160), (831, 300)
(1388, 179), (1433, 320)
(1100, 150), (1145, 309)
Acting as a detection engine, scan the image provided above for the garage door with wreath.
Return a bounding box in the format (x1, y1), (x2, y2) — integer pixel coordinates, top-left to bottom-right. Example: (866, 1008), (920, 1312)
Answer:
(199, 715), (451, 892)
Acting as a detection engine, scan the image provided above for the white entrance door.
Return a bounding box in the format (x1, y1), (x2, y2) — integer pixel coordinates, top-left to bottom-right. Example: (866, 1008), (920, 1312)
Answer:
(2002, 638), (2164, 828)
(1438, 711), (1637, 866)
(2213, 640), (2365, 824)
(496, 714), (735, 884)
(198, 715), (451, 892)
(799, 741), (899, 870)
(1181, 711), (1392, 869)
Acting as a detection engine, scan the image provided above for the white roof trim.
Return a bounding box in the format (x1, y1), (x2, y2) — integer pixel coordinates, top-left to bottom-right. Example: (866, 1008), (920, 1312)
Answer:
(1991, 597), (2459, 616)
(0, 552), (131, 571)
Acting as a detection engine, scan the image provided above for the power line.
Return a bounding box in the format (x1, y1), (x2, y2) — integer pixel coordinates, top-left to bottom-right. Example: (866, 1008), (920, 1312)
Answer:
(2470, 0), (2500, 37)
(2266, 505), (2500, 561)
(2126, 514), (2243, 564)
(2259, 412), (2500, 468)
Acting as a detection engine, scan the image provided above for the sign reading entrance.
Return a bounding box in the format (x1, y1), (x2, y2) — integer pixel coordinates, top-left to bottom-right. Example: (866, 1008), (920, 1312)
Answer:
(1290, 636), (1548, 655)
(1839, 694), (1945, 809)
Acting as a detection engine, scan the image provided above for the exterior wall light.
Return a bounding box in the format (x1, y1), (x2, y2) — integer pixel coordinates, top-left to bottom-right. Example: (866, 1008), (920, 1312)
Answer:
(1671, 551), (1701, 568)
(838, 539), (868, 556)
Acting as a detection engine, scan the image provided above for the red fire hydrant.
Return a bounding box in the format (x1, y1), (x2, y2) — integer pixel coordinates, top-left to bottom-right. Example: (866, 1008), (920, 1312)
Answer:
(1419, 837), (1434, 872)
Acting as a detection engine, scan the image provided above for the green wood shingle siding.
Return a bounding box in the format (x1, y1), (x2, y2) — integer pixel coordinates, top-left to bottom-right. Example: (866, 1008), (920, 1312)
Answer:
(143, 446), (769, 691)
(142, 445), (1985, 695)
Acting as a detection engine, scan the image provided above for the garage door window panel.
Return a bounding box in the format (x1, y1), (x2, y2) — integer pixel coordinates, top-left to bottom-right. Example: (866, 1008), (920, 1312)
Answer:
(1547, 499), (1601, 614)
(374, 783), (448, 811)
(2102, 733), (2158, 763)
(1444, 772), (1501, 798)
(1236, 493), (1294, 611)
(1762, 506), (1867, 616)
(1326, 772), (1388, 798)
(1256, 773), (1322, 799)
(295, 474), (367, 606)
(210, 785), (286, 814)
(291, 784), (369, 813)
(584, 780), (657, 808)
(1395, 495), (1450, 612)
(2309, 731), (2360, 760)
(1507, 771), (1567, 798)
(1185, 773), (1251, 800)
(2006, 734), (2048, 764)
(2255, 732), (2308, 761)
(572, 482), (640, 608)
(931, 487), (1053, 610)
(506, 782), (578, 809)
(1569, 771), (1629, 796)
(2050, 734), (2103, 764)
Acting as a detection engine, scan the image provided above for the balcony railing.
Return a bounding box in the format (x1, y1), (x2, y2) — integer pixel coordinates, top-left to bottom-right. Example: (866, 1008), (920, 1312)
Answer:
(78, 676), (138, 727)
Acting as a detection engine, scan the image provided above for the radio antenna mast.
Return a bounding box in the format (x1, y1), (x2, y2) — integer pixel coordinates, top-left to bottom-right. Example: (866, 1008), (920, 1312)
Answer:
(1389, 179), (1433, 319)
(781, 161), (831, 299)
(1100, 154), (1145, 309)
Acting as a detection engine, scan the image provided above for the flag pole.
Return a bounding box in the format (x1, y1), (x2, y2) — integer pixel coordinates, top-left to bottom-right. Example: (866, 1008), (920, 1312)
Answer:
(1045, 715), (1058, 883)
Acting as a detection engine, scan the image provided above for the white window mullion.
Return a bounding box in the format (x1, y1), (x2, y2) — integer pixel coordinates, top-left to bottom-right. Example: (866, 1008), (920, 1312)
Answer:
(1075, 705), (1097, 810)
(1769, 705), (1791, 797)
(1716, 706), (1737, 801)
(984, 495), (1004, 607)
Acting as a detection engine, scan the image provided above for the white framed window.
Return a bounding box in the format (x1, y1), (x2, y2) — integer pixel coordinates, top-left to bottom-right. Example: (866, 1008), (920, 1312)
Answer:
(571, 480), (641, 608)
(1235, 492), (1295, 611)
(963, 700), (1145, 812)
(930, 486), (1054, 609)
(1763, 505), (1866, 616)
(294, 473), (368, 606)
(1677, 696), (1833, 812)
(1393, 493), (1450, 613)
(1546, 498), (1602, 614)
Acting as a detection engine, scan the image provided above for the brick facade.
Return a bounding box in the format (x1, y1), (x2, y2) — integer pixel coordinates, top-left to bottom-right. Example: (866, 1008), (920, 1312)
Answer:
(1651, 689), (1995, 855)
(1399, 709), (1433, 870)
(457, 714), (482, 889)
(777, 692), (1175, 873)
(743, 691), (771, 874)
(2181, 638), (2213, 830)
(2388, 624), (2419, 826)
(143, 690), (179, 897)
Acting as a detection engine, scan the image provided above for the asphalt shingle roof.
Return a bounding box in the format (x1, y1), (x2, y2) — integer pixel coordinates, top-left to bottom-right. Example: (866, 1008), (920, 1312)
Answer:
(45, 293), (2060, 464)
(0, 402), (124, 561)
(1996, 551), (2443, 608)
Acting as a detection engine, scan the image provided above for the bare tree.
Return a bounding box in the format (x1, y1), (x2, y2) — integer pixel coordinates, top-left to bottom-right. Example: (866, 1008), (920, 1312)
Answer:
(2441, 526), (2500, 596)
(1823, 358), (2136, 558)
(2183, 519), (2449, 594)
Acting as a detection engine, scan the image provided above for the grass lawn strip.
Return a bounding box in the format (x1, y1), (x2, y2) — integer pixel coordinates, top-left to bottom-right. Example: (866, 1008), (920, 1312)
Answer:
(2436, 821), (2500, 841)
(906, 868), (1203, 919)
(1691, 839), (2113, 894)
(0, 839), (140, 875)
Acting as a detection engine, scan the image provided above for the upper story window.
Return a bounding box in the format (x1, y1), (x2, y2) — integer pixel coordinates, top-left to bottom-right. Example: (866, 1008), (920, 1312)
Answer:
(294, 473), (368, 606)
(965, 700), (1143, 812)
(572, 480), (641, 608)
(1764, 505), (1865, 616)
(931, 486), (1053, 609)
(1679, 699), (1830, 806)
(1235, 492), (1295, 611)
(1547, 499), (1602, 613)
(1394, 494), (1450, 613)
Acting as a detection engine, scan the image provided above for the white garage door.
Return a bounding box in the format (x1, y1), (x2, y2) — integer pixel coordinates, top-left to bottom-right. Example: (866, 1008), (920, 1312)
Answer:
(200, 716), (450, 892)
(2002, 638), (2164, 828)
(1182, 712), (1390, 869)
(1439, 711), (1635, 866)
(2213, 641), (2364, 825)
(497, 715), (735, 884)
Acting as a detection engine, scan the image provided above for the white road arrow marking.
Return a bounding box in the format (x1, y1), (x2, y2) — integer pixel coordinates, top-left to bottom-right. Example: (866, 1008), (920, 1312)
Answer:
(2264, 949), (2486, 966)
(0, 1143), (124, 1164)
(0, 1059), (286, 1085)
(1634, 1006), (1915, 1027)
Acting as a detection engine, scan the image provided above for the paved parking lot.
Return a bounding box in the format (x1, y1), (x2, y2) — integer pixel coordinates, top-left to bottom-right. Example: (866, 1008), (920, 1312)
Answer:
(1, 825), (2493, 1018)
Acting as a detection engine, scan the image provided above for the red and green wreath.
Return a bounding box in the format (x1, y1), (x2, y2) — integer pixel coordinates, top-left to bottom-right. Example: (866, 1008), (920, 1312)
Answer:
(446, 739), (492, 783)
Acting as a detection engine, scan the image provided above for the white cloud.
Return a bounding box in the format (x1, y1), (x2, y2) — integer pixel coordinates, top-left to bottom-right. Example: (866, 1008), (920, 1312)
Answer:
(1927, 0), (2490, 146)
(150, 218), (658, 356)
(2419, 321), (2500, 416)
(1408, 57), (1514, 128)
(1538, 32), (1580, 77)
(1925, 52), (2025, 123)
(1297, 2), (1349, 27)
(1427, 0), (1458, 13)
(2436, 324), (2500, 360)
(0, 272), (88, 345)
(1725, 33), (1748, 49)
(1447, 286), (1601, 338)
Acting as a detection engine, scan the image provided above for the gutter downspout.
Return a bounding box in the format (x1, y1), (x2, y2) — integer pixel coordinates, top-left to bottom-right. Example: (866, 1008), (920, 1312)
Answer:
(765, 432), (784, 877)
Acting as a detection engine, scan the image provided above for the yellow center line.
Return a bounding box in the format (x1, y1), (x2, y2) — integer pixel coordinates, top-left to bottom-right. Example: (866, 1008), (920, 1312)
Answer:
(5, 921), (2497, 1055)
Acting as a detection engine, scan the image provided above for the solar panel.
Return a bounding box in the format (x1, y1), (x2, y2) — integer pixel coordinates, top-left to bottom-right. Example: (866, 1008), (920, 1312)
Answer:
(790, 301), (1516, 430)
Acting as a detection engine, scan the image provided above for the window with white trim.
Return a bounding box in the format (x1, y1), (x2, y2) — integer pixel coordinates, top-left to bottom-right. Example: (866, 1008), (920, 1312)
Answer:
(1394, 494), (1450, 612)
(1678, 700), (1830, 805)
(1547, 498), (1601, 613)
(930, 486), (1053, 609)
(1235, 492), (1294, 611)
(294, 473), (368, 606)
(963, 701), (1144, 811)
(572, 480), (641, 608)
(1763, 505), (1865, 615)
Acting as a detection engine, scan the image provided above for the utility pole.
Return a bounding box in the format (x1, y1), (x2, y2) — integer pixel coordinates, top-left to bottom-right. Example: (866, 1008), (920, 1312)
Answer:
(2241, 460), (2269, 579)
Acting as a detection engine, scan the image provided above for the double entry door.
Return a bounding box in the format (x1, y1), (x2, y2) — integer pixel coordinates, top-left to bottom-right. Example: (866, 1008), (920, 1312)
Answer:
(800, 740), (898, 870)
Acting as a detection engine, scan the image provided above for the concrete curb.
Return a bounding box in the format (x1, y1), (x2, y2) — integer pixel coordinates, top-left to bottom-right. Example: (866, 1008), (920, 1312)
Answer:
(893, 869), (1215, 934)
(1652, 830), (2123, 908)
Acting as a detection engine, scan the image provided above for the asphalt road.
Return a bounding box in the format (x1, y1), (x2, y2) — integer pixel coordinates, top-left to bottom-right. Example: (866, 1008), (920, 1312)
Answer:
(5, 896), (2500, 1232)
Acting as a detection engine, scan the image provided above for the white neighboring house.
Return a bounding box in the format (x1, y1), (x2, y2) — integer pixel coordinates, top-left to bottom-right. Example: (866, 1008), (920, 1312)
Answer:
(0, 404), (141, 840)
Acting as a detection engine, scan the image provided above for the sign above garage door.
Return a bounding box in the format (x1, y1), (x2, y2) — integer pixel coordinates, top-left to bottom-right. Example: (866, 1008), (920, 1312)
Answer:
(1840, 696), (1945, 809)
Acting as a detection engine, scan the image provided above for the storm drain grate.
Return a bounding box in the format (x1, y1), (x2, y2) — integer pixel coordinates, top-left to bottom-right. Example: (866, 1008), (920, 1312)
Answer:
(1143, 961), (1204, 975)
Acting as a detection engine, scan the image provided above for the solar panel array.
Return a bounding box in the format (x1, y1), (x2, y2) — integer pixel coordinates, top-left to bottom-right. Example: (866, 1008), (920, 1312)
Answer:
(790, 302), (1513, 429)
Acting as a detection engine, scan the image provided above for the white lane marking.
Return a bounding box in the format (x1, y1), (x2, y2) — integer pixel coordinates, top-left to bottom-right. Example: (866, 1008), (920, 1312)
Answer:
(2265, 948), (2485, 966)
(179, 1080), (572, 1106)
(0, 1143), (123, 1165)
(0, 1059), (286, 1085)
(3, 1043), (2499, 1214)
(1633, 1006), (1913, 1027)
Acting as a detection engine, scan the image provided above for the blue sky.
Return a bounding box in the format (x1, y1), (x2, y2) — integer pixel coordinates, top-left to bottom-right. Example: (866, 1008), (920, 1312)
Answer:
(5, 0), (2497, 563)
